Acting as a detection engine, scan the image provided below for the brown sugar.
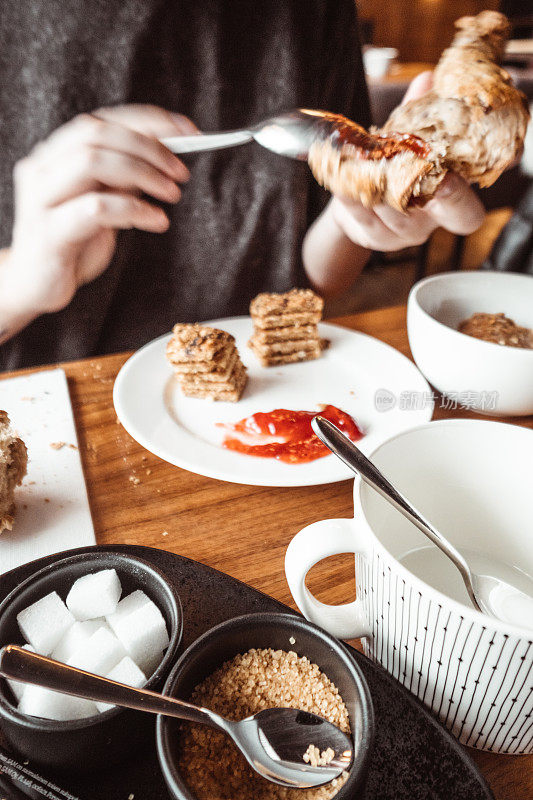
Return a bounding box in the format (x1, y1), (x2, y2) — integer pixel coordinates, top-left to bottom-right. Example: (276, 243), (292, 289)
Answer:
(178, 647), (350, 800)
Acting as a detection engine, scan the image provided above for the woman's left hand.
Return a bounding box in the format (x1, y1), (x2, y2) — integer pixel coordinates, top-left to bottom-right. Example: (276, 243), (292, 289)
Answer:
(331, 170), (486, 251)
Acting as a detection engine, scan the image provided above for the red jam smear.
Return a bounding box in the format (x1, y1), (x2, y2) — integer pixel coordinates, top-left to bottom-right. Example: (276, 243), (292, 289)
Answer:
(218, 404), (363, 464)
(331, 120), (430, 160)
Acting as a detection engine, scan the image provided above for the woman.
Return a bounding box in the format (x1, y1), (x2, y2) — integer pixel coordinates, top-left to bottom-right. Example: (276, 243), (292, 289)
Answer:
(0, 0), (484, 370)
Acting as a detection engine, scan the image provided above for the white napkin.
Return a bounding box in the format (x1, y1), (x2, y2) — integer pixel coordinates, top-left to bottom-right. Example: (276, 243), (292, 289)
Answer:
(0, 368), (95, 575)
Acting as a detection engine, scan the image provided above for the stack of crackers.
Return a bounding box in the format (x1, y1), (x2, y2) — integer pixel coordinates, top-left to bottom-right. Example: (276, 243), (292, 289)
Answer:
(166, 324), (247, 402)
(248, 288), (325, 367)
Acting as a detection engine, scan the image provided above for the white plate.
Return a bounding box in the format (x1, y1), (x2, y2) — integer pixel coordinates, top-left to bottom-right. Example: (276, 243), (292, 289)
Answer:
(113, 318), (433, 487)
(0, 369), (95, 573)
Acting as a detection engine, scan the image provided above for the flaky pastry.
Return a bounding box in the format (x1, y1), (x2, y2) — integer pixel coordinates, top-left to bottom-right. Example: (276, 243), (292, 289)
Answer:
(308, 12), (530, 211)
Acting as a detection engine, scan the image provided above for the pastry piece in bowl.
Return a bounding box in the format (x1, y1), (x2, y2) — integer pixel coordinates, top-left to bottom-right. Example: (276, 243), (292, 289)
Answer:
(308, 11), (530, 211)
(0, 411), (28, 533)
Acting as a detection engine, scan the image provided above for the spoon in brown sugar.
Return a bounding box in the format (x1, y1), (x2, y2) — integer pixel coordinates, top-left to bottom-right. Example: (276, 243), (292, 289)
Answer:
(160, 108), (342, 160)
(0, 645), (353, 789)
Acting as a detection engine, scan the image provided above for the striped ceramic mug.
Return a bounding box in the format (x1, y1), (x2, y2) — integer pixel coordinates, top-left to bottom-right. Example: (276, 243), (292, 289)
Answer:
(285, 420), (533, 754)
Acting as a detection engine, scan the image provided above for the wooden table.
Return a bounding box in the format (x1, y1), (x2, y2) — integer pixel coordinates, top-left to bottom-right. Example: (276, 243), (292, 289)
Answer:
(366, 62), (434, 85)
(3, 304), (532, 799)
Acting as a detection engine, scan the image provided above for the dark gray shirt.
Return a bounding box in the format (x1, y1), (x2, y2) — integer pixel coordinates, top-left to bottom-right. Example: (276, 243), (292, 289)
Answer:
(0, 0), (370, 370)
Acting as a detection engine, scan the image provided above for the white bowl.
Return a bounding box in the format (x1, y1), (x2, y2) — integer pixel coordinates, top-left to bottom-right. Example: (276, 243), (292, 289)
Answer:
(407, 271), (533, 416)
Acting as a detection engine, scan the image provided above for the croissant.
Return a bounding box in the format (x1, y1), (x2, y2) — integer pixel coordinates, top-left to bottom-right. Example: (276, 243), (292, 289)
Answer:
(0, 411), (27, 534)
(308, 11), (530, 211)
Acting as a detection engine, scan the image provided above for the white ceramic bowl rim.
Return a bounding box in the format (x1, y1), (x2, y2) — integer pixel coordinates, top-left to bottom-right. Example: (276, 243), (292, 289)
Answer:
(354, 418), (533, 640)
(410, 272), (533, 358)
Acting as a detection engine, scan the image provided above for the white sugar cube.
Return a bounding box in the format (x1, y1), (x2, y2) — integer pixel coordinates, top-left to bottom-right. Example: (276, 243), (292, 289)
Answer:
(51, 619), (107, 663)
(19, 684), (97, 720)
(106, 590), (169, 674)
(17, 592), (75, 655)
(91, 617), (111, 631)
(66, 569), (122, 620)
(67, 627), (125, 676)
(6, 645), (35, 703)
(96, 656), (146, 713)
(106, 589), (148, 620)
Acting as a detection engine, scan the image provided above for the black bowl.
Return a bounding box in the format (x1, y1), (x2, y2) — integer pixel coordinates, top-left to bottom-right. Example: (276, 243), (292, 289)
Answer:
(0, 550), (183, 772)
(156, 612), (374, 800)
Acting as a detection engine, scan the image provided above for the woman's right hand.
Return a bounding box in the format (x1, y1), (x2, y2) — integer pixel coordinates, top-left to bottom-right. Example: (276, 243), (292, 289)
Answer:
(1, 105), (195, 327)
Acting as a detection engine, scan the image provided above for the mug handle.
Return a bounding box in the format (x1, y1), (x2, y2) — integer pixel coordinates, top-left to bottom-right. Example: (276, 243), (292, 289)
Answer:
(285, 518), (371, 640)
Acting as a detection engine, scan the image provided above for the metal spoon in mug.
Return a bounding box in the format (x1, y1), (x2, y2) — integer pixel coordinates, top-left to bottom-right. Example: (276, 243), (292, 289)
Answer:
(0, 645), (352, 789)
(161, 108), (339, 159)
(311, 416), (533, 626)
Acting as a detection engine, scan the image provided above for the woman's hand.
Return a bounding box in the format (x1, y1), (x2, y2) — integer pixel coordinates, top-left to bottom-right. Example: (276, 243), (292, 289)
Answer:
(330, 169), (485, 251)
(1, 105), (196, 329)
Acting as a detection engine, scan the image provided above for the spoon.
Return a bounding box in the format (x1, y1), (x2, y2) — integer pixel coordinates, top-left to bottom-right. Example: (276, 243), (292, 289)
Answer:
(311, 416), (533, 625)
(161, 108), (337, 159)
(0, 645), (352, 789)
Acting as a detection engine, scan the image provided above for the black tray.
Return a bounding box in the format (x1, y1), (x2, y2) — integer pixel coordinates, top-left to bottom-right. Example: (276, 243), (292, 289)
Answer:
(0, 545), (494, 800)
